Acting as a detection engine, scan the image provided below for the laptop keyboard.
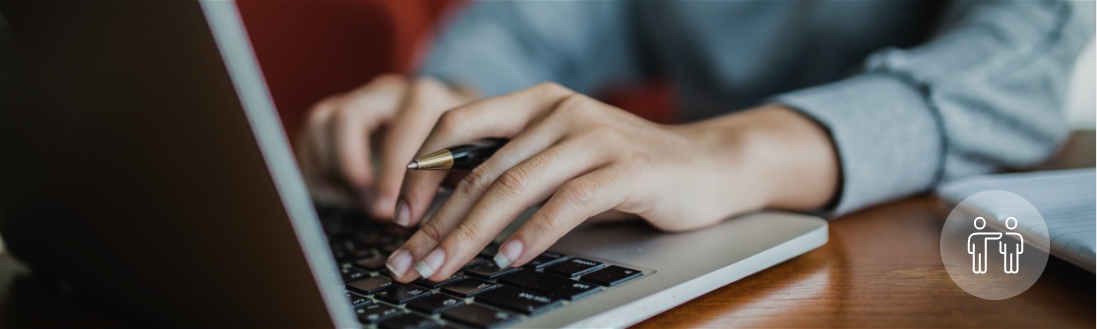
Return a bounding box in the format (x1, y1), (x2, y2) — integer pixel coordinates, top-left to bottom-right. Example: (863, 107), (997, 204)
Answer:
(319, 207), (647, 329)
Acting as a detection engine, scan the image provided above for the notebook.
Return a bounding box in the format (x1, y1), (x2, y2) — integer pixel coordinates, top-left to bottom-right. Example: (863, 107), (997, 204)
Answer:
(937, 168), (1096, 272)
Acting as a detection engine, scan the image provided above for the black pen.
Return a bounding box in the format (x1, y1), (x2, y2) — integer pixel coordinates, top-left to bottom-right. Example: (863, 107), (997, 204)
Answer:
(406, 138), (508, 170)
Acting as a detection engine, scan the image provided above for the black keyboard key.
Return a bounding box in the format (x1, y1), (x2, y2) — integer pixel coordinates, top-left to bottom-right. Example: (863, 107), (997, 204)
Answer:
(378, 313), (439, 329)
(462, 256), (487, 270)
(544, 258), (604, 278)
(345, 292), (372, 306)
(413, 273), (464, 289)
(365, 235), (397, 250)
(498, 269), (601, 301)
(383, 242), (403, 254)
(522, 252), (568, 270)
(478, 243), (500, 258)
(474, 285), (562, 315)
(341, 267), (369, 282)
(384, 224), (417, 238)
(356, 303), (403, 324)
(440, 278), (498, 298)
(406, 293), (466, 314)
(581, 265), (643, 286)
(332, 248), (350, 262)
(464, 262), (519, 280)
(353, 254), (388, 271)
(346, 276), (395, 295)
(349, 247), (378, 260)
(374, 284), (431, 304)
(354, 231), (384, 248)
(316, 204), (342, 219)
(440, 304), (518, 329)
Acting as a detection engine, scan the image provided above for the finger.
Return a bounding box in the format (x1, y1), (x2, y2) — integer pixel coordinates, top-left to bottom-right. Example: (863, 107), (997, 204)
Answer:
(328, 76), (405, 198)
(386, 83), (576, 281)
(301, 96), (342, 188)
(397, 82), (574, 229)
(496, 168), (629, 268)
(384, 124), (564, 281)
(409, 139), (610, 281)
(372, 78), (458, 220)
(401, 114), (562, 229)
(330, 103), (378, 192)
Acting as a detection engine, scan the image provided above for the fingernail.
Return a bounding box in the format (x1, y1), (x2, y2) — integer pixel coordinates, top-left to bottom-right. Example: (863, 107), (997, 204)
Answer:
(393, 200), (410, 226)
(495, 239), (523, 268)
(414, 248), (446, 279)
(386, 249), (412, 277)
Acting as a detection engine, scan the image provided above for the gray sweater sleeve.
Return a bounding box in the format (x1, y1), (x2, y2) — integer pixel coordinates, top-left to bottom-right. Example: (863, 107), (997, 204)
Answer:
(419, 1), (644, 98)
(773, 1), (1095, 217)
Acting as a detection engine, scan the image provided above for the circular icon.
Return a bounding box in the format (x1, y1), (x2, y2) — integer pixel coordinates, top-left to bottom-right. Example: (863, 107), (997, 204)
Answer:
(940, 190), (1049, 300)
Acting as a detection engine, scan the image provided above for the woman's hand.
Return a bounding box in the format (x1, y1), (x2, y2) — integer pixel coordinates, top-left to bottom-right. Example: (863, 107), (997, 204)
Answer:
(385, 83), (840, 282)
(297, 75), (477, 219)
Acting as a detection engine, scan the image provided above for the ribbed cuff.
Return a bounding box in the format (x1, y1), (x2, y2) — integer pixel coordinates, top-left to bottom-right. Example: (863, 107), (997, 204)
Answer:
(771, 73), (944, 217)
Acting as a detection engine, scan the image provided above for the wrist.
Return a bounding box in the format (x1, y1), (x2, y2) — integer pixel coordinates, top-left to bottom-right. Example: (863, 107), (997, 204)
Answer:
(682, 105), (840, 213)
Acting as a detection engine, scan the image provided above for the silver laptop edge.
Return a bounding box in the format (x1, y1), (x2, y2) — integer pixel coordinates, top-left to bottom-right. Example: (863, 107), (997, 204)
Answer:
(567, 220), (827, 328)
(514, 212), (828, 328)
(198, 2), (829, 328)
(199, 2), (358, 327)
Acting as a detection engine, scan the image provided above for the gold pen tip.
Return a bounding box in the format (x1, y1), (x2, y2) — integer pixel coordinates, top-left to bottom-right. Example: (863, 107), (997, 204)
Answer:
(407, 161), (419, 170)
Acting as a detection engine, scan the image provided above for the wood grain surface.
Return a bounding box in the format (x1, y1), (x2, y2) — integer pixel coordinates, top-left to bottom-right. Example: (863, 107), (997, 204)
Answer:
(633, 131), (1096, 328)
(634, 196), (1094, 328)
(1, 132), (1093, 328)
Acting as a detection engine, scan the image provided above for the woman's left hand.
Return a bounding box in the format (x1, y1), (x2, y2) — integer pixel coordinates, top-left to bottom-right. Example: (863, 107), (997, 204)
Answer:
(384, 82), (839, 282)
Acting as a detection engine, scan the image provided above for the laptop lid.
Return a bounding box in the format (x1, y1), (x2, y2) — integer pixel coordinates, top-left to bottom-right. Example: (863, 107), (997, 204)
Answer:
(0, 1), (352, 327)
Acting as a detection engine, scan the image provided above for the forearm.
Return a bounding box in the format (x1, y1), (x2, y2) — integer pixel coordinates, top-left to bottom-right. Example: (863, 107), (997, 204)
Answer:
(765, 1), (1091, 217)
(678, 105), (841, 214)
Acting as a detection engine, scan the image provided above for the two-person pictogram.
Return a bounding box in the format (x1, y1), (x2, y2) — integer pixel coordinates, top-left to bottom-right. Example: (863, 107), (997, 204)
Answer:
(967, 217), (1023, 274)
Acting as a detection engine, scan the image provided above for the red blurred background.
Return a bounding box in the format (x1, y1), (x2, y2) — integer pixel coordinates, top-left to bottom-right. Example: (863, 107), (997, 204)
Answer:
(235, 0), (675, 143)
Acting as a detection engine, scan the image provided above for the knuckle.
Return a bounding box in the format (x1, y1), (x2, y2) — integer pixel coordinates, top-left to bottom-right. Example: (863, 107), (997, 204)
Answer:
(558, 182), (597, 210)
(583, 124), (626, 145)
(604, 130), (629, 148)
(534, 81), (569, 95)
(414, 76), (446, 91)
(529, 213), (566, 236)
(451, 222), (483, 245)
(457, 167), (494, 196)
(306, 108), (326, 125)
(330, 104), (356, 123)
(370, 73), (406, 87)
(417, 221), (446, 247)
(307, 98), (338, 124)
(496, 167), (533, 198)
(622, 158), (650, 179)
(435, 110), (467, 135)
(555, 94), (591, 115)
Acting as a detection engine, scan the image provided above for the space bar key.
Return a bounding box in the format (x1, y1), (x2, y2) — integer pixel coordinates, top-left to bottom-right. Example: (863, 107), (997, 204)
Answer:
(497, 269), (601, 301)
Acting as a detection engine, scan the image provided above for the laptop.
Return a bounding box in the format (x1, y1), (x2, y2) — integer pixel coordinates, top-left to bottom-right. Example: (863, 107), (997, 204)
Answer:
(0, 1), (827, 328)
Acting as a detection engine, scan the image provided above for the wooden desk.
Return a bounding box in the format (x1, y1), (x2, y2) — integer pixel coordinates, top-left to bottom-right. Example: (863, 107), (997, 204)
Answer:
(2, 132), (1094, 328)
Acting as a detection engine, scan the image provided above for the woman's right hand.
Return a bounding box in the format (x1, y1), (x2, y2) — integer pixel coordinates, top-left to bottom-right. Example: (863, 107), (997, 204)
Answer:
(297, 74), (478, 221)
